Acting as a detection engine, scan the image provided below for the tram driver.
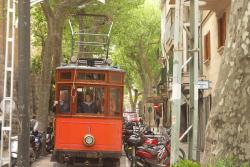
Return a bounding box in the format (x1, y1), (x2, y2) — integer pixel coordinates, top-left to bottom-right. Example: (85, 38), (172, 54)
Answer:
(78, 92), (98, 114)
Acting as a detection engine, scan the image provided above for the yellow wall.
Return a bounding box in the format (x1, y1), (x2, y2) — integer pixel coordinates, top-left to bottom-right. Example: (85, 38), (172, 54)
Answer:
(201, 8), (229, 97)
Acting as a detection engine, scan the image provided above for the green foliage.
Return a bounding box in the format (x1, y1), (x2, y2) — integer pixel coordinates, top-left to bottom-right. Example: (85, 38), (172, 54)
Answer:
(31, 5), (47, 47)
(62, 24), (73, 61)
(30, 5), (47, 73)
(212, 158), (250, 167)
(31, 55), (41, 73)
(111, 0), (161, 93)
(112, 49), (142, 92)
(85, 0), (145, 19)
(172, 160), (201, 167)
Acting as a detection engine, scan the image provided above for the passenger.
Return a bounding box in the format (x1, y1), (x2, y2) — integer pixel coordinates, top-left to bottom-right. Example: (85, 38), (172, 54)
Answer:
(59, 90), (70, 113)
(78, 93), (98, 113)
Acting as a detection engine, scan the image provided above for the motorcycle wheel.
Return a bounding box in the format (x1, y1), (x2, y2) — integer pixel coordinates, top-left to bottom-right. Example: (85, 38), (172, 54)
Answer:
(124, 144), (133, 161)
(11, 158), (17, 167)
(35, 146), (42, 159)
(29, 148), (36, 164)
(130, 157), (137, 167)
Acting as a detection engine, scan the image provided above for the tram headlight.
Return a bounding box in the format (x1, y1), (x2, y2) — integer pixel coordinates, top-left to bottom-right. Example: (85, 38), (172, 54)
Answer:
(70, 56), (77, 63)
(83, 134), (95, 146)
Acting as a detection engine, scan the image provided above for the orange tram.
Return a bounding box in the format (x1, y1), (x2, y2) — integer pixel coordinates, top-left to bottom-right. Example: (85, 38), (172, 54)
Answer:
(52, 59), (125, 167)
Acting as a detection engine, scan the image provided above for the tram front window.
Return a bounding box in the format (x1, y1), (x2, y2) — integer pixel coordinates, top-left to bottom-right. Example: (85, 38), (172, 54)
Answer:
(110, 88), (121, 116)
(59, 88), (70, 113)
(77, 87), (104, 114)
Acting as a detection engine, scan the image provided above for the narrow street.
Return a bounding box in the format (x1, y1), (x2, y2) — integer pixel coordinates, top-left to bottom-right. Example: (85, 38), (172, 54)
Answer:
(31, 154), (130, 167)
(31, 143), (191, 167)
(1, 0), (249, 166)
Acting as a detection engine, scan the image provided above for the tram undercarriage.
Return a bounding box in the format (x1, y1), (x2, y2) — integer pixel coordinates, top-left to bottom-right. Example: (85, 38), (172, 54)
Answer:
(52, 150), (121, 167)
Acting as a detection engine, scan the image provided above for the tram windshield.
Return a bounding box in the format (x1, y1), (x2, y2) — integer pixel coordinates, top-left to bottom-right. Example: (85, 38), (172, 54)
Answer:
(77, 87), (104, 114)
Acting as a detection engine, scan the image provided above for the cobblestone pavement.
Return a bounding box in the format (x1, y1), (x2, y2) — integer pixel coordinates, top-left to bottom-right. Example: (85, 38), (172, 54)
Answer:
(31, 154), (130, 167)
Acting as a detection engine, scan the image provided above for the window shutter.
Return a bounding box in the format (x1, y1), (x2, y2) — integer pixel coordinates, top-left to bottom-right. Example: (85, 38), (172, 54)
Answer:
(204, 31), (211, 61)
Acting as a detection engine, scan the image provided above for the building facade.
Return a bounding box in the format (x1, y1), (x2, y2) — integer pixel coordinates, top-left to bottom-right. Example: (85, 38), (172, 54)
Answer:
(161, 0), (231, 150)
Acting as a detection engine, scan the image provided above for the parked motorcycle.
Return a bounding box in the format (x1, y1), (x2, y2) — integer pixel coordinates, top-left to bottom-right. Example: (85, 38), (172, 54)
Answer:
(30, 130), (42, 159)
(124, 126), (157, 161)
(46, 132), (54, 153)
(130, 129), (185, 167)
(11, 136), (36, 167)
(46, 124), (54, 153)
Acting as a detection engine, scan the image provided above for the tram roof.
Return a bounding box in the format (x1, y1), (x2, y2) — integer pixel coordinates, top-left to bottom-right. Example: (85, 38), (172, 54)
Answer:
(56, 64), (125, 73)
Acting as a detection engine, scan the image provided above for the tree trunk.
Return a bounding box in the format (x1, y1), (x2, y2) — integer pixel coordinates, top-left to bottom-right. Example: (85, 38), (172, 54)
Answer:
(203, 0), (250, 165)
(127, 83), (136, 112)
(37, 17), (64, 155)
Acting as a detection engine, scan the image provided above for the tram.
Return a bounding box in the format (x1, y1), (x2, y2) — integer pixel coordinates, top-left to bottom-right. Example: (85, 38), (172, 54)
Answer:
(52, 58), (125, 166)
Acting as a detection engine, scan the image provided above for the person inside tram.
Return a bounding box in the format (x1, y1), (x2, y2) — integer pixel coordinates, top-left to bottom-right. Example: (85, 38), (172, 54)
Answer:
(59, 90), (70, 113)
(78, 92), (98, 114)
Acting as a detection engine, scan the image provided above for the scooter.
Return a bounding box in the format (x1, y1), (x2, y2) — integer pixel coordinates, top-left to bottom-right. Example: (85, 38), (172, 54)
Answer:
(30, 131), (42, 159)
(11, 136), (36, 167)
(46, 132), (54, 153)
(11, 136), (18, 167)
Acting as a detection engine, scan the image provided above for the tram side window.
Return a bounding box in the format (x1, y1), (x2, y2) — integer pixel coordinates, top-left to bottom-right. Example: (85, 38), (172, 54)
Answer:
(60, 72), (71, 80)
(77, 87), (105, 114)
(110, 88), (121, 116)
(59, 88), (70, 113)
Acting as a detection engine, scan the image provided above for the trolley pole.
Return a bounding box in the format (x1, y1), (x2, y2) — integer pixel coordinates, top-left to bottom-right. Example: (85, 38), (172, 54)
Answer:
(188, 0), (199, 161)
(170, 0), (183, 165)
(17, 0), (30, 166)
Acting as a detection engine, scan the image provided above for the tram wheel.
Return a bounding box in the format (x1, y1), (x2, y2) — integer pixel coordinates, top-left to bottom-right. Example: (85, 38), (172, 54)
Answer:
(103, 158), (120, 167)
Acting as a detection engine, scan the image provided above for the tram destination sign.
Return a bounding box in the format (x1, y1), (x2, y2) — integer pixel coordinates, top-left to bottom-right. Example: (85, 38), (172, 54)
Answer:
(197, 80), (211, 90)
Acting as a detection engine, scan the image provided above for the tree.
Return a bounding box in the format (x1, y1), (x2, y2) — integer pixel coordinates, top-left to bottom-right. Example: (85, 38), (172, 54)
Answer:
(203, 0), (250, 165)
(111, 1), (161, 112)
(34, 0), (145, 149)
(36, 0), (94, 154)
(112, 50), (143, 112)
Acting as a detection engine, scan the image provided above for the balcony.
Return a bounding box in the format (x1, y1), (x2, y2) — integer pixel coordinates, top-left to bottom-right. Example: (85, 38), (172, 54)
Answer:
(164, 7), (175, 53)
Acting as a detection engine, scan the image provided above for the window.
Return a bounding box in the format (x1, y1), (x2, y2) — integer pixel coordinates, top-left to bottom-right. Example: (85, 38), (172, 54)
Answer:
(110, 73), (122, 83)
(77, 73), (105, 81)
(204, 31), (211, 62)
(169, 0), (175, 4)
(58, 87), (70, 113)
(109, 88), (122, 116)
(76, 87), (105, 114)
(60, 72), (71, 80)
(218, 12), (226, 48)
